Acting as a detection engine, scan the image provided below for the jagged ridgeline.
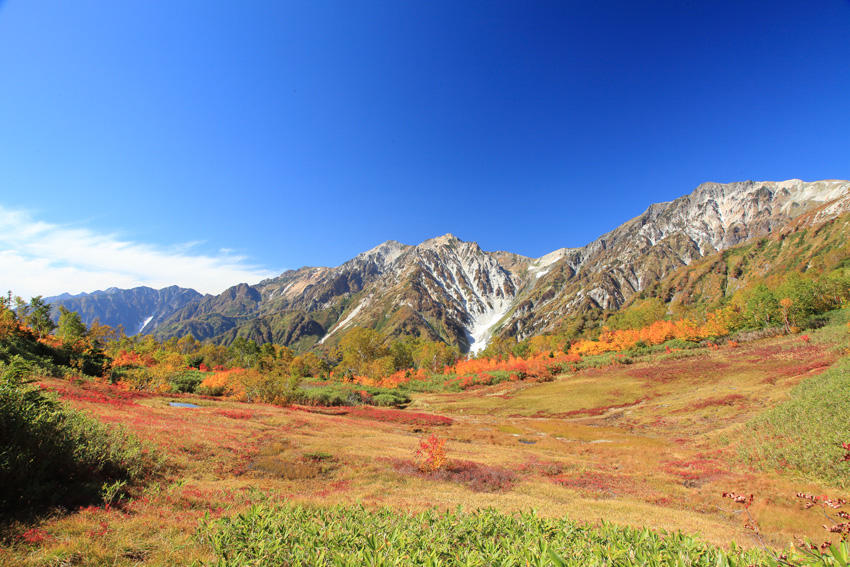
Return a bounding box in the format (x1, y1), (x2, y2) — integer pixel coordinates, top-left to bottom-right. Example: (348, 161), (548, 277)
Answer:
(47, 179), (850, 353)
(45, 286), (201, 336)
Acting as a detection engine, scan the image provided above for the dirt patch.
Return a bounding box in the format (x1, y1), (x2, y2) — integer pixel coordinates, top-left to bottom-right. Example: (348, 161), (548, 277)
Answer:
(251, 453), (337, 480)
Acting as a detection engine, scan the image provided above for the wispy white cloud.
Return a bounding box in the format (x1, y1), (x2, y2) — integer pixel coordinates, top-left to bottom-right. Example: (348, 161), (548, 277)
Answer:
(0, 205), (278, 298)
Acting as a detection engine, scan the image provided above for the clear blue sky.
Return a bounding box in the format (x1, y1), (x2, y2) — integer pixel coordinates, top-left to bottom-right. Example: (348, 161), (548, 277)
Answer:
(1, 1), (849, 296)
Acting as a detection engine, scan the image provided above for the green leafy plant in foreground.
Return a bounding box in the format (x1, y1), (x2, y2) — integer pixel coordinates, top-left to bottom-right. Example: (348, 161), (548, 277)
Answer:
(0, 372), (164, 517)
(200, 504), (772, 566)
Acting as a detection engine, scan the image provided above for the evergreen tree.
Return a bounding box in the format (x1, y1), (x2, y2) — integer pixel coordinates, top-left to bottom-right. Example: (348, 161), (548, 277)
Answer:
(26, 296), (55, 338)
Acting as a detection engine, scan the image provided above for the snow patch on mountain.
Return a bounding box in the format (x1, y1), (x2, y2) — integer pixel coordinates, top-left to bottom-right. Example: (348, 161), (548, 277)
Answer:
(414, 235), (519, 353)
(138, 315), (154, 333)
(467, 297), (513, 354)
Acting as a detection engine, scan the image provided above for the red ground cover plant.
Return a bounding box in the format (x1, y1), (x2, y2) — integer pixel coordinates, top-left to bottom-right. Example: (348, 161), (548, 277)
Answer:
(17, 528), (54, 545)
(87, 521), (109, 539)
(39, 381), (149, 407)
(392, 458), (516, 492)
(662, 454), (726, 484)
(347, 406), (453, 426)
(289, 404), (349, 416)
(625, 359), (731, 383)
(438, 460), (516, 492)
(315, 480), (352, 499)
(763, 361), (833, 384)
(552, 471), (621, 494)
(550, 470), (646, 500)
(215, 409), (254, 420)
(517, 456), (566, 477)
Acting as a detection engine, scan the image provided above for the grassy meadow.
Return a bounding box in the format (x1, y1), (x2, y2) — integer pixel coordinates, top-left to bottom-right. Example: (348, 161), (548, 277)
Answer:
(2, 316), (850, 565)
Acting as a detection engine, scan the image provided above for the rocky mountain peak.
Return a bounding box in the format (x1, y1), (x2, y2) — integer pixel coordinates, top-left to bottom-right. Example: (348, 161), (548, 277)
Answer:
(420, 233), (461, 248)
(47, 179), (850, 355)
(348, 239), (411, 269)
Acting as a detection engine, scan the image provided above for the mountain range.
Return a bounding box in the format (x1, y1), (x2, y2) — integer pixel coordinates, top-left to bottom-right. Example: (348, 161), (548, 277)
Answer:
(47, 179), (850, 353)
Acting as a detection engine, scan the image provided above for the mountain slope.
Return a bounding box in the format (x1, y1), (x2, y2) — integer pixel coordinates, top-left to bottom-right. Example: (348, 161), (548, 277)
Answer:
(46, 286), (203, 334)
(47, 179), (850, 353)
(154, 235), (528, 353)
(496, 179), (850, 340)
(633, 207), (850, 315)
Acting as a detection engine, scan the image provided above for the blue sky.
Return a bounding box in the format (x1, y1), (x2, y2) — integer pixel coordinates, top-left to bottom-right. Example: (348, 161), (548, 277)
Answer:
(1, 1), (849, 297)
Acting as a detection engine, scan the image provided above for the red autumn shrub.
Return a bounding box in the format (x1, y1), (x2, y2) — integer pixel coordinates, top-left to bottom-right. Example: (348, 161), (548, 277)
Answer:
(415, 434), (447, 472)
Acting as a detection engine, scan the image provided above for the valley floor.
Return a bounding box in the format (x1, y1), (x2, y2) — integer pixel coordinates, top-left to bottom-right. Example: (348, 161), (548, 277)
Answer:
(2, 332), (848, 565)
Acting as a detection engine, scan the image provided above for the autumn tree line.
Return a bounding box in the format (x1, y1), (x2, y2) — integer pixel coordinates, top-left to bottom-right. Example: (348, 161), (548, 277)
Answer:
(0, 294), (460, 404)
(567, 271), (850, 356)
(1, 269), (848, 404)
(0, 293), (111, 378)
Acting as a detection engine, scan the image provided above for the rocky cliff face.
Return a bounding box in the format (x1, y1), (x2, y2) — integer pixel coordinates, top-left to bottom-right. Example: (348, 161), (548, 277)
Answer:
(152, 235), (527, 352)
(499, 179), (850, 340)
(311, 234), (523, 353)
(49, 179), (850, 352)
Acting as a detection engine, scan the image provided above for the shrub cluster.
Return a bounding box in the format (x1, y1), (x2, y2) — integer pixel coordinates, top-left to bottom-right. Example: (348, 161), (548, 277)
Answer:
(0, 372), (162, 516)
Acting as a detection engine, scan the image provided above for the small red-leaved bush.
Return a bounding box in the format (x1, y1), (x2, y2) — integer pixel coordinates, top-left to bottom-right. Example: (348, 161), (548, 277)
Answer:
(415, 434), (447, 472)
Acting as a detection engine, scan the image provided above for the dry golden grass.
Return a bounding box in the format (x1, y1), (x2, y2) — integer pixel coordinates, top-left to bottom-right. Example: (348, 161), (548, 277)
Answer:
(2, 333), (845, 565)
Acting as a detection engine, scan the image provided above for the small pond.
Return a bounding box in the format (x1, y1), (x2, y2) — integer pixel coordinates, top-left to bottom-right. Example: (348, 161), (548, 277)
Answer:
(169, 402), (200, 408)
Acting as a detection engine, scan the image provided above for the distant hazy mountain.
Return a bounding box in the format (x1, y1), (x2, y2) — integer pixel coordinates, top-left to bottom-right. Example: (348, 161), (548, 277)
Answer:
(48, 179), (850, 352)
(46, 286), (202, 335)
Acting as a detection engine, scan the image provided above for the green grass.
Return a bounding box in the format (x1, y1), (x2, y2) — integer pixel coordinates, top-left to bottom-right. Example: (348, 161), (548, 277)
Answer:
(807, 306), (850, 347)
(199, 504), (771, 566)
(0, 377), (163, 517)
(740, 355), (850, 488)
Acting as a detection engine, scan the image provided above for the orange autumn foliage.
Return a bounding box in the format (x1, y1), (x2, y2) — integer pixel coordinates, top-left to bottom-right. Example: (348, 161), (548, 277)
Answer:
(350, 367), (430, 388)
(198, 368), (249, 399)
(450, 352), (577, 381)
(111, 350), (156, 368)
(415, 433), (447, 472)
(569, 311), (731, 356)
(349, 351), (581, 390)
